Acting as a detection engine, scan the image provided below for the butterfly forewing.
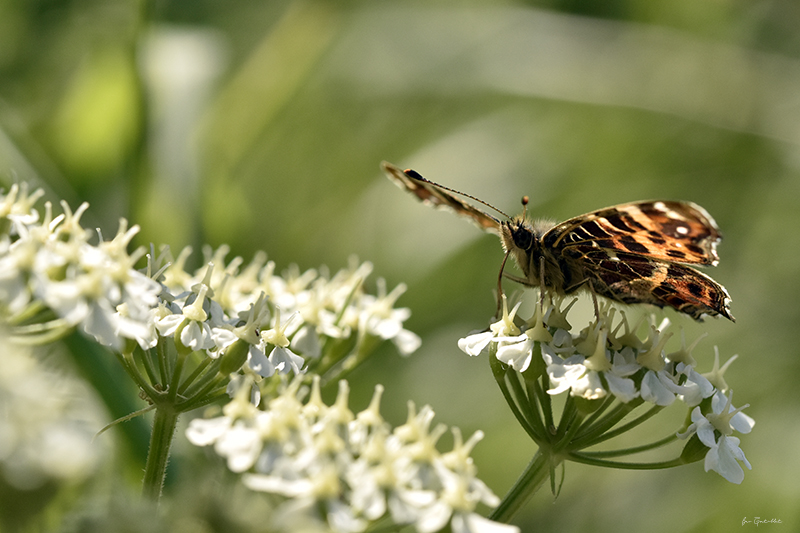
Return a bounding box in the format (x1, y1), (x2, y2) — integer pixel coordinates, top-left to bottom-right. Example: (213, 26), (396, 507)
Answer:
(382, 162), (501, 234)
(544, 201), (721, 265)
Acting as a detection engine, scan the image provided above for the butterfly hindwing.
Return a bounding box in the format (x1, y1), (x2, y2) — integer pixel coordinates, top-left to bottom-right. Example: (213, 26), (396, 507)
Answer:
(561, 247), (733, 320)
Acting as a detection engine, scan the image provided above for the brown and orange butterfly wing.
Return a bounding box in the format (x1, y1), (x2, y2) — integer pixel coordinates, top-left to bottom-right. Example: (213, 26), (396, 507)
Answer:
(382, 162), (501, 235)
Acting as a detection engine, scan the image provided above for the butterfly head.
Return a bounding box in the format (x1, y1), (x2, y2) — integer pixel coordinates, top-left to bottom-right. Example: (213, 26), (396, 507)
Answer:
(502, 217), (535, 252)
(500, 197), (553, 254)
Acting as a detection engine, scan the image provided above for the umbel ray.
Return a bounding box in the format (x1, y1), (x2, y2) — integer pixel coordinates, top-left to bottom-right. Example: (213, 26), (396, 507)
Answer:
(382, 161), (733, 322)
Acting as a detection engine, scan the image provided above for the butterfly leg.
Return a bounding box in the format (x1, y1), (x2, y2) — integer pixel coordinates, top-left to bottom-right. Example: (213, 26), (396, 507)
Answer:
(564, 277), (601, 319)
(502, 272), (535, 286)
(587, 281), (601, 319)
(495, 250), (513, 318)
(538, 256), (546, 317)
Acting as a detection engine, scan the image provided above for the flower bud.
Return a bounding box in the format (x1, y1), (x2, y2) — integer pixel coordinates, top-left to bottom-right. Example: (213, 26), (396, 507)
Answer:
(679, 434), (708, 464)
(219, 338), (250, 375)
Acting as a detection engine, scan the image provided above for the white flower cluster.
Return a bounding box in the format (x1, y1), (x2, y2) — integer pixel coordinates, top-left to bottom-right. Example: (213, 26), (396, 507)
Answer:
(152, 248), (421, 379)
(0, 334), (104, 490)
(0, 184), (160, 351)
(187, 377), (518, 533)
(0, 184), (420, 379)
(459, 294), (754, 483)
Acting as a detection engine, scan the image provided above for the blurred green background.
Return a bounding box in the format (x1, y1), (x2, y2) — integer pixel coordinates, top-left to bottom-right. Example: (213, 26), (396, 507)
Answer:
(1, 0), (798, 531)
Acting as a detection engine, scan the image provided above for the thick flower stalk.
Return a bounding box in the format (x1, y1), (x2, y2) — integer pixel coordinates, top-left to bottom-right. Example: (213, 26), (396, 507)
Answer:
(187, 376), (518, 533)
(458, 293), (754, 521)
(0, 183), (422, 501)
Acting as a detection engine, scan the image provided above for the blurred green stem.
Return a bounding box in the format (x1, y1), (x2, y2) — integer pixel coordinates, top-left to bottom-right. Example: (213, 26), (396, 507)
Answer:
(141, 405), (179, 501)
(489, 449), (554, 523)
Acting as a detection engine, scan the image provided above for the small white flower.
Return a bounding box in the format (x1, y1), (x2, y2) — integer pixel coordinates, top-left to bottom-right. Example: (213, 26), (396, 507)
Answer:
(677, 390), (754, 483)
(541, 345), (605, 400)
(215, 423), (264, 472)
(703, 434), (751, 484)
(248, 344), (276, 377)
(179, 319), (215, 351)
(672, 363), (715, 407)
(185, 416), (233, 446)
(269, 345), (305, 375)
(458, 331), (495, 357)
(359, 279), (420, 356)
(495, 334), (535, 372)
(639, 369), (677, 406)
(290, 324), (322, 357)
(392, 328), (422, 356)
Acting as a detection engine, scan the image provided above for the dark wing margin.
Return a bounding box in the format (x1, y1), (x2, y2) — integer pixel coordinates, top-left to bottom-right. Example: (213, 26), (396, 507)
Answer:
(543, 200), (722, 265)
(382, 161), (501, 234)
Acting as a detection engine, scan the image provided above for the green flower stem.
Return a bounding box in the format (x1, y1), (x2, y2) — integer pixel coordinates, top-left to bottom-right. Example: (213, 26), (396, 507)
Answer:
(489, 449), (554, 523)
(319, 332), (375, 384)
(556, 395), (578, 437)
(576, 434), (677, 458)
(177, 355), (214, 395)
(119, 351), (160, 400)
(534, 375), (555, 431)
(576, 394), (615, 430)
(137, 346), (160, 386)
(11, 321), (73, 344)
(156, 337), (170, 384)
(142, 404), (179, 501)
(568, 452), (683, 470)
(178, 388), (229, 412)
(570, 400), (639, 447)
(555, 408), (584, 448)
(522, 377), (548, 438)
(168, 350), (190, 402)
(8, 299), (47, 325)
(586, 404), (664, 446)
(506, 368), (540, 432)
(176, 377), (227, 411)
(489, 347), (538, 440)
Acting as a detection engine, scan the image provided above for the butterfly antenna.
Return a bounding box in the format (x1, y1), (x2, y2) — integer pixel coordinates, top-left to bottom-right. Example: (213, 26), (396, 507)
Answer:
(521, 196), (529, 219)
(404, 169), (512, 220)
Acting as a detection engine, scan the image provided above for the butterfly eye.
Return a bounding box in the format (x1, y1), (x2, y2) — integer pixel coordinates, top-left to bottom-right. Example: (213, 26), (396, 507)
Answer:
(511, 223), (535, 251)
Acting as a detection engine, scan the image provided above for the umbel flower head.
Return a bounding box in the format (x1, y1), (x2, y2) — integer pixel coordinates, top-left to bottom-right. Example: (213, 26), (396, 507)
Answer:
(459, 293), (754, 485)
(187, 376), (518, 533)
(0, 182), (421, 419)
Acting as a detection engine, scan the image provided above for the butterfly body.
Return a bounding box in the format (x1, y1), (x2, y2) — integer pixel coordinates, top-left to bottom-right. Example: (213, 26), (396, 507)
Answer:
(382, 161), (733, 321)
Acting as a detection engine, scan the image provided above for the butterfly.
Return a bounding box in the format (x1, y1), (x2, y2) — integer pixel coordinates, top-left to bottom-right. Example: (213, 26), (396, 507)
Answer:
(382, 161), (734, 321)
